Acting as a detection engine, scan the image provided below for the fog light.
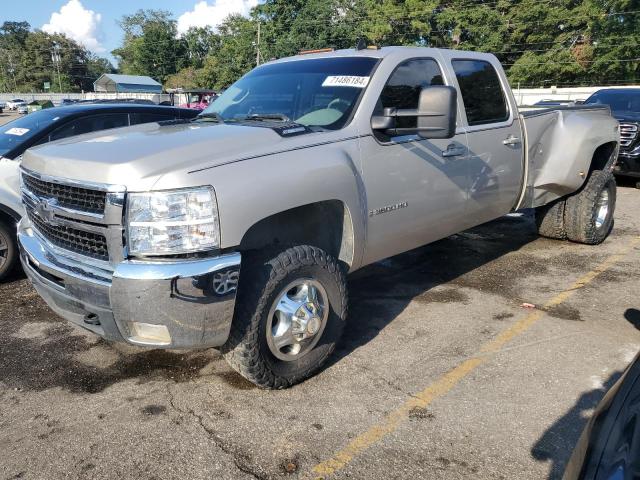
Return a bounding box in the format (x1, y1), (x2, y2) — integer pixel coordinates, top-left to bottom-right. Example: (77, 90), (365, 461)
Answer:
(128, 322), (171, 346)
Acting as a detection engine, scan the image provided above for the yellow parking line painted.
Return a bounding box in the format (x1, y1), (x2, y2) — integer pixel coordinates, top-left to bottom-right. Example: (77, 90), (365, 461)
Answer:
(311, 236), (640, 479)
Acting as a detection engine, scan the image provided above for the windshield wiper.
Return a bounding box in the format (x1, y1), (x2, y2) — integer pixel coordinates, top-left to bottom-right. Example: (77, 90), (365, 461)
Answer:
(195, 112), (225, 124)
(239, 113), (291, 122)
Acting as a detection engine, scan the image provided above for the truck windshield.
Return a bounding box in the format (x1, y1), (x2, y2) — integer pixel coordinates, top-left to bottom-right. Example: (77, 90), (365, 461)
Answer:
(200, 57), (378, 130)
(0, 109), (62, 158)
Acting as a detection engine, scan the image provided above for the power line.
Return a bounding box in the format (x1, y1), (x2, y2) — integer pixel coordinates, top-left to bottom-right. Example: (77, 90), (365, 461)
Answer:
(503, 57), (640, 65)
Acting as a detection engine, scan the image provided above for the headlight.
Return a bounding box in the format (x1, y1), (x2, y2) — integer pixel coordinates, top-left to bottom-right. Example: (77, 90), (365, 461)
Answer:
(126, 186), (220, 256)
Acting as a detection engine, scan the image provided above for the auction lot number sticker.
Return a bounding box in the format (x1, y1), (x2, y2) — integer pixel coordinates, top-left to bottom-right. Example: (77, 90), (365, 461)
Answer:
(322, 76), (370, 88)
(5, 127), (30, 136)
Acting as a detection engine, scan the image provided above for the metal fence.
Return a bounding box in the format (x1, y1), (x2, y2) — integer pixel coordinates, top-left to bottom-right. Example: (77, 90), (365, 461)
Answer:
(513, 85), (640, 106)
(0, 92), (171, 105)
(2, 85), (639, 108)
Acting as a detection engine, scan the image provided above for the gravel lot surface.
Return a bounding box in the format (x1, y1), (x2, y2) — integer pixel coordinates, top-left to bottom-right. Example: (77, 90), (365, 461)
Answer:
(1, 109), (639, 479)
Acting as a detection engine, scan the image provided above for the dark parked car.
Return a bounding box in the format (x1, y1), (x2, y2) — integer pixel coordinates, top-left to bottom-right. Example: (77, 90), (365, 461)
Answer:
(585, 88), (640, 183)
(563, 350), (640, 480)
(0, 103), (199, 161)
(0, 103), (199, 281)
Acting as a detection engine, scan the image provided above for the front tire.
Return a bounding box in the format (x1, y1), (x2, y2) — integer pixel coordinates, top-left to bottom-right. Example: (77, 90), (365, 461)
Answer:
(222, 246), (347, 389)
(0, 221), (18, 282)
(565, 170), (616, 244)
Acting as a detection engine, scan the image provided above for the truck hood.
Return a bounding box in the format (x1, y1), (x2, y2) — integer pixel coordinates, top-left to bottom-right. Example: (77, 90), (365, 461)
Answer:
(21, 121), (312, 190)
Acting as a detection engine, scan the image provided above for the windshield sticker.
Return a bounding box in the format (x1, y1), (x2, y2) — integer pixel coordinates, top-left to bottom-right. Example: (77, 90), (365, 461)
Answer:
(5, 127), (29, 136)
(322, 76), (370, 88)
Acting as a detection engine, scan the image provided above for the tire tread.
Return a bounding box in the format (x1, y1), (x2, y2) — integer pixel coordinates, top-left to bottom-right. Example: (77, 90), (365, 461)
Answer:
(222, 245), (347, 389)
(565, 170), (616, 245)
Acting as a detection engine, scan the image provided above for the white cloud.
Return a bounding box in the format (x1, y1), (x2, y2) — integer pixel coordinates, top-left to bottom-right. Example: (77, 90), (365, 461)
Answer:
(177, 0), (259, 35)
(42, 0), (104, 52)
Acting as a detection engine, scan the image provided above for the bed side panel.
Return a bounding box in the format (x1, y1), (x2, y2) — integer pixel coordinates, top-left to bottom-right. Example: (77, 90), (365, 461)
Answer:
(519, 108), (618, 208)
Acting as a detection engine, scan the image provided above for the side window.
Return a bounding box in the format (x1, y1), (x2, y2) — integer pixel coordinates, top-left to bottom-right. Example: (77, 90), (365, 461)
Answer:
(130, 112), (175, 125)
(378, 58), (445, 130)
(49, 113), (129, 141)
(452, 60), (509, 126)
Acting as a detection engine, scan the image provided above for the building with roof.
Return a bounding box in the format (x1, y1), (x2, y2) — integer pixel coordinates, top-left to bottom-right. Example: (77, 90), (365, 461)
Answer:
(93, 74), (163, 94)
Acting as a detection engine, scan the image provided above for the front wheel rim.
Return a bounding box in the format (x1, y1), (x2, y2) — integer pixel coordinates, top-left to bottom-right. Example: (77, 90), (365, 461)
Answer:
(266, 279), (329, 362)
(595, 189), (610, 229)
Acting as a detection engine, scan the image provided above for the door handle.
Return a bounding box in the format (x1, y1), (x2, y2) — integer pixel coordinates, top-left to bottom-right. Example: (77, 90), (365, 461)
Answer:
(503, 135), (521, 146)
(442, 144), (466, 158)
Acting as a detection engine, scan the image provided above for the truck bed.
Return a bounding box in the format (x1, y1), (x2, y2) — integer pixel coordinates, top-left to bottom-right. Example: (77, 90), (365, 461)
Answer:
(517, 105), (617, 209)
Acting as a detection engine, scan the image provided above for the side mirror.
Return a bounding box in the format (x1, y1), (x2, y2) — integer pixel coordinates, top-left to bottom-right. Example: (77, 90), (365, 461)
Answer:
(371, 86), (457, 139)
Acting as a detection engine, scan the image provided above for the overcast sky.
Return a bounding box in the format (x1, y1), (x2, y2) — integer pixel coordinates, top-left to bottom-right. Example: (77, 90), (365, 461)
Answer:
(4, 0), (261, 64)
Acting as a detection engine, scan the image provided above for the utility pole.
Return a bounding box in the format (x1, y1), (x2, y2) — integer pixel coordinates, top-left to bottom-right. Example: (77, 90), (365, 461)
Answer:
(7, 53), (17, 91)
(256, 22), (261, 66)
(51, 42), (63, 93)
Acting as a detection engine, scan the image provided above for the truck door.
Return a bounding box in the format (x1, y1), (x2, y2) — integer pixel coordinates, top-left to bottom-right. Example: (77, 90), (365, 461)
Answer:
(451, 58), (524, 224)
(360, 57), (470, 265)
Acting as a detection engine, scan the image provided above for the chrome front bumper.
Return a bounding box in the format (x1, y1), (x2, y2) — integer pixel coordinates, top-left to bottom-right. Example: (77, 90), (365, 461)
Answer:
(18, 218), (241, 349)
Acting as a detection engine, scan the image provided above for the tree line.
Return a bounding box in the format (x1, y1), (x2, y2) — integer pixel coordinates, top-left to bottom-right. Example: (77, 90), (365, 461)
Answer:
(2, 0), (638, 93)
(0, 21), (114, 93)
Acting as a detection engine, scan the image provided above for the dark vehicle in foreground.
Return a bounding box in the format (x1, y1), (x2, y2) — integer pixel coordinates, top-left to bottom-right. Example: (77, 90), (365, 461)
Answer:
(585, 89), (640, 182)
(0, 103), (199, 280)
(564, 351), (640, 480)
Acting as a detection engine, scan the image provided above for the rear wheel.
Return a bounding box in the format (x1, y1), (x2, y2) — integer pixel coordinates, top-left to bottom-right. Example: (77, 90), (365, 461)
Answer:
(222, 245), (347, 389)
(535, 199), (567, 240)
(0, 221), (18, 282)
(565, 170), (616, 245)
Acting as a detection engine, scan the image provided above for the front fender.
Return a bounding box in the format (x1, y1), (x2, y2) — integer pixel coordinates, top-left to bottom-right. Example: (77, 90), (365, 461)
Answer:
(203, 138), (366, 269)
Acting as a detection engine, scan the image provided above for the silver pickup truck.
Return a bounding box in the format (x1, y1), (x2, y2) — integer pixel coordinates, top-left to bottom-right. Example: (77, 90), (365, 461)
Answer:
(17, 47), (619, 388)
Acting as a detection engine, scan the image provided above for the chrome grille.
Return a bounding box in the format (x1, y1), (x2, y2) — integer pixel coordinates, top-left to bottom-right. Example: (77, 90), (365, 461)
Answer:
(20, 169), (126, 265)
(26, 208), (109, 261)
(22, 174), (106, 214)
(620, 123), (638, 148)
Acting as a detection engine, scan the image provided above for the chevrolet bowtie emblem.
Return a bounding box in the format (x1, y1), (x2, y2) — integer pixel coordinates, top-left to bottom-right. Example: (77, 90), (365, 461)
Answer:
(34, 197), (59, 226)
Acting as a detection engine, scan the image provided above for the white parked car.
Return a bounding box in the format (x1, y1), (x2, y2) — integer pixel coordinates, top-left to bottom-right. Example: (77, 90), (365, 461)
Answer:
(17, 104), (28, 114)
(6, 99), (26, 110)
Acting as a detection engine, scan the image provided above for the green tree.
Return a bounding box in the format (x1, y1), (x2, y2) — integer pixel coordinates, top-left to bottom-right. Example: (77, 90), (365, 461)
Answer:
(506, 0), (640, 86)
(182, 27), (220, 70)
(0, 21), (113, 93)
(113, 9), (185, 84)
(200, 14), (257, 89)
(106, 0), (640, 91)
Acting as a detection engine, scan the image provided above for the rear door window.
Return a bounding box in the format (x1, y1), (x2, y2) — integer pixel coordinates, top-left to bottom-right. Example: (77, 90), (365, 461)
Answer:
(452, 60), (509, 126)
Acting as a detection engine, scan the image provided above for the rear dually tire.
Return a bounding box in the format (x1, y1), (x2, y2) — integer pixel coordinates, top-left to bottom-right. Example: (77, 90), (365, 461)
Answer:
(564, 170), (616, 245)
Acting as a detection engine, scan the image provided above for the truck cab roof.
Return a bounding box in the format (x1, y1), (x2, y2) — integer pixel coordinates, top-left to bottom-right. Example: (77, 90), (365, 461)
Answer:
(270, 45), (499, 64)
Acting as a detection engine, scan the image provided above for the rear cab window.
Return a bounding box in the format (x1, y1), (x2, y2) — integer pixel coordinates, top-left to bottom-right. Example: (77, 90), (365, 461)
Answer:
(451, 60), (509, 126)
(49, 113), (130, 142)
(130, 112), (177, 125)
